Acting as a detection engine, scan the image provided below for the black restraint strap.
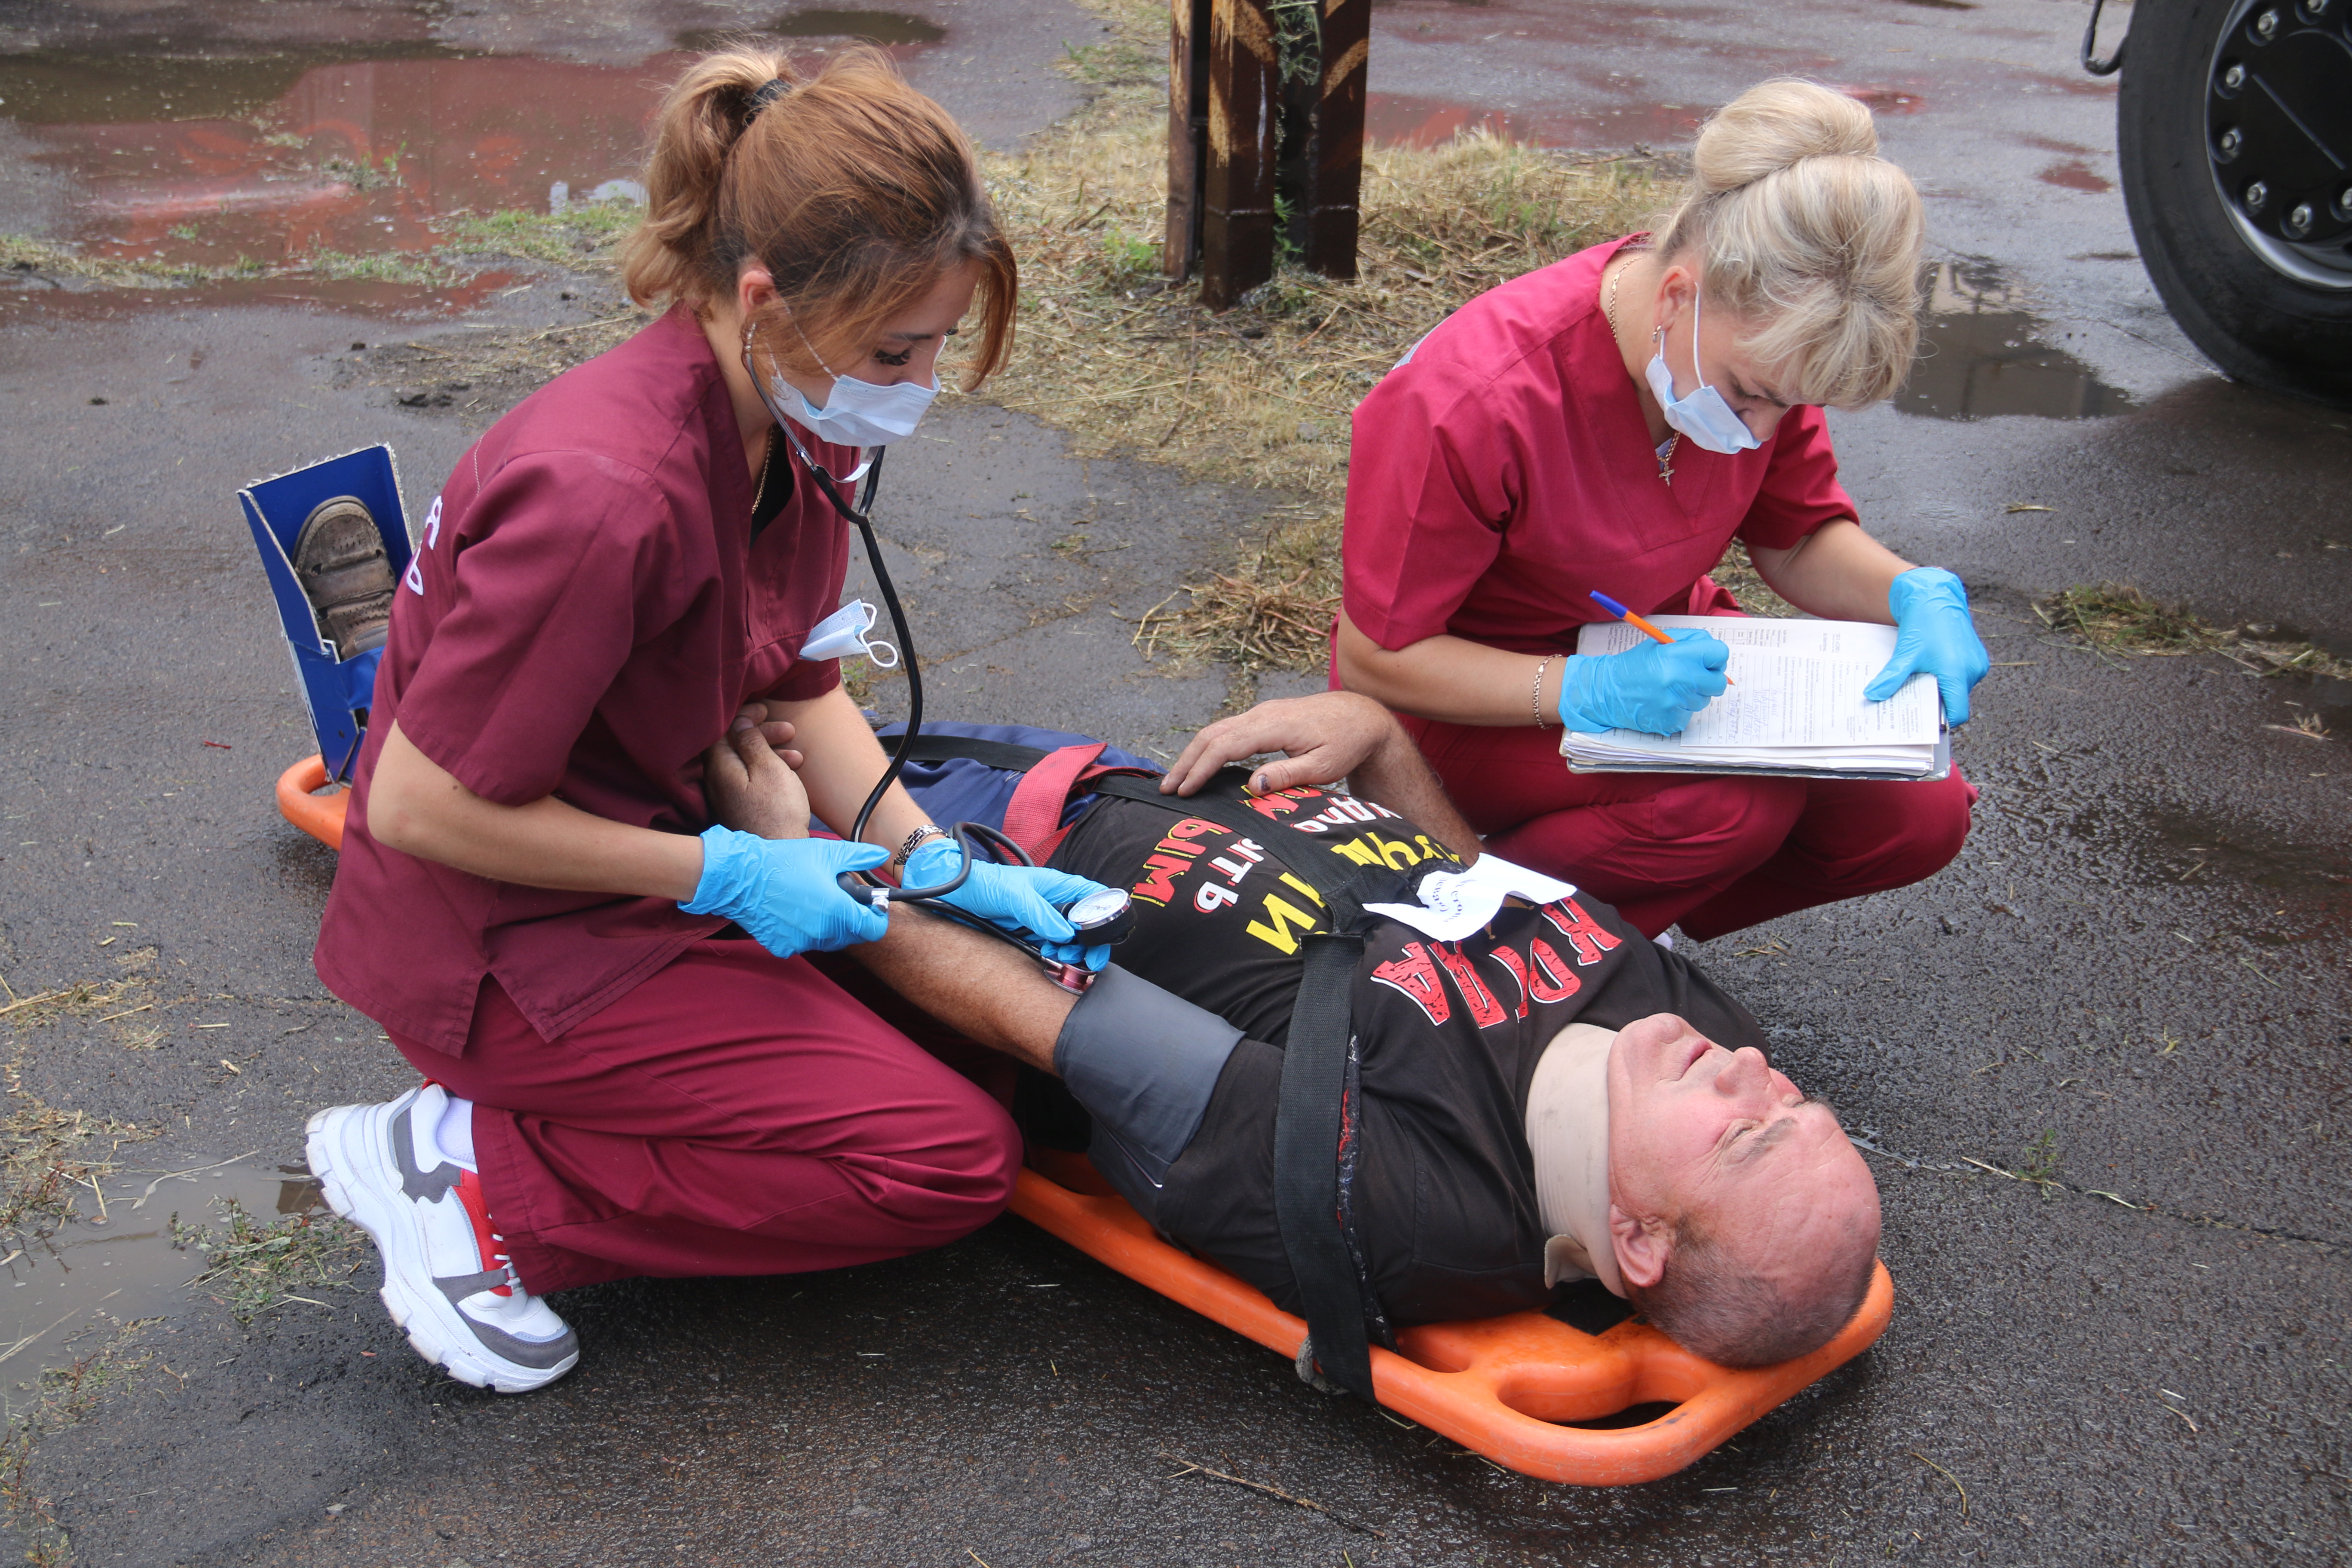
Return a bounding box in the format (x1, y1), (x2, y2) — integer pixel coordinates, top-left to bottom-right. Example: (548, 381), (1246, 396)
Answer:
(1270, 927), (1374, 1396)
(902, 732), (1393, 1396)
(892, 732), (1075, 774)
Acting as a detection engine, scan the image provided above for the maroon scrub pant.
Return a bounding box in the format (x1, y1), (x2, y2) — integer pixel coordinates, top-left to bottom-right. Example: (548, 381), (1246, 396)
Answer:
(387, 939), (1020, 1295)
(1402, 714), (1977, 942)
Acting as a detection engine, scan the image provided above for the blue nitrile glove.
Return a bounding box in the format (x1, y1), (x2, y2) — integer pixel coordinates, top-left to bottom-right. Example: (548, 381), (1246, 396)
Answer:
(1556, 628), (1730, 735)
(903, 837), (1115, 971)
(1862, 567), (1991, 726)
(680, 826), (891, 958)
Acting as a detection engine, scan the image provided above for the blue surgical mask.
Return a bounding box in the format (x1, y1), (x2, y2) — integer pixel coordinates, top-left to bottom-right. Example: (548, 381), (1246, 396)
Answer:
(1643, 290), (1761, 455)
(744, 318), (938, 449)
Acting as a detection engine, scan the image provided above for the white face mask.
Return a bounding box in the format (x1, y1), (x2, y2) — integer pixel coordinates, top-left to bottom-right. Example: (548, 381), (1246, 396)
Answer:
(745, 318), (938, 449)
(1643, 289), (1762, 455)
(798, 599), (900, 668)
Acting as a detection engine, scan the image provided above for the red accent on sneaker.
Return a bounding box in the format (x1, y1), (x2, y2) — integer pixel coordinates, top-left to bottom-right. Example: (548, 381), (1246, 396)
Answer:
(453, 1169), (518, 1298)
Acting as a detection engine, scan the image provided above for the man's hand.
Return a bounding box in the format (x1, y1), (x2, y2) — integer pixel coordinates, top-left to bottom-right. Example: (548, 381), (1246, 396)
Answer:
(1161, 691), (1397, 798)
(1160, 691), (1482, 861)
(703, 705), (810, 840)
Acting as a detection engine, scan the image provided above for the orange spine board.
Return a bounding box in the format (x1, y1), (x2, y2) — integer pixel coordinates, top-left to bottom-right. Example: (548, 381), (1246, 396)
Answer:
(1008, 1166), (1892, 1486)
(277, 755), (350, 850)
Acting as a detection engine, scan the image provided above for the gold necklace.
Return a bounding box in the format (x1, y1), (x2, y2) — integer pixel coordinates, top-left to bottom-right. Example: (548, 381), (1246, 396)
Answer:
(1605, 256), (1678, 486)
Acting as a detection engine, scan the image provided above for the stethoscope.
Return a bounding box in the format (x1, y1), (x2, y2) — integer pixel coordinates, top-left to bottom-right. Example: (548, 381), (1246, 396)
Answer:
(756, 374), (1134, 980)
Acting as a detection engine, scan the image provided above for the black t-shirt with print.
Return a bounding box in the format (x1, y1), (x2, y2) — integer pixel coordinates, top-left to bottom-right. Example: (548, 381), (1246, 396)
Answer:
(1048, 785), (1765, 1327)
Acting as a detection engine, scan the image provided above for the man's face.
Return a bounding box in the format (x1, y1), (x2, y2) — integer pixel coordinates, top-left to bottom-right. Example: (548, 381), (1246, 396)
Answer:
(1605, 1013), (1879, 1287)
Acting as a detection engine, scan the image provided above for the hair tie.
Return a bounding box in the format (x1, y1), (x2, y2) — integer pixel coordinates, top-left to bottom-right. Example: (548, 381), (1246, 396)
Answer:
(747, 77), (789, 116)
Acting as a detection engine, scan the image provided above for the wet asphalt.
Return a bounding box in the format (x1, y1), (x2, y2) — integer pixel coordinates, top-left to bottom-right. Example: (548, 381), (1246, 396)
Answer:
(0, 1), (2346, 1565)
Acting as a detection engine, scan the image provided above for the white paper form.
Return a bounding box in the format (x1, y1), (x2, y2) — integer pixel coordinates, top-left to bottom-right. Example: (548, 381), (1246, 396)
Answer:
(1565, 616), (1942, 771)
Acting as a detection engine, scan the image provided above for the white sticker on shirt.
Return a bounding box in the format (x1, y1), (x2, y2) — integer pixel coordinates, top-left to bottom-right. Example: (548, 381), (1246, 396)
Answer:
(1365, 853), (1579, 943)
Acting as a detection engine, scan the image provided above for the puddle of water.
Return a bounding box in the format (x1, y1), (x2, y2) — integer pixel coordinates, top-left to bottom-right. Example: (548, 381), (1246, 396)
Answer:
(2038, 158), (2114, 195)
(1366, 92), (1702, 151)
(1367, 83), (1916, 152)
(0, 14), (942, 306)
(0, 270), (527, 322)
(1896, 260), (2134, 420)
(683, 9), (949, 48)
(0, 1159), (325, 1390)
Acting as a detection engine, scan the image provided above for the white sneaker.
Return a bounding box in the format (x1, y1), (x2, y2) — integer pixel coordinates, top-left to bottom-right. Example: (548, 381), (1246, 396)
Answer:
(306, 1083), (579, 1393)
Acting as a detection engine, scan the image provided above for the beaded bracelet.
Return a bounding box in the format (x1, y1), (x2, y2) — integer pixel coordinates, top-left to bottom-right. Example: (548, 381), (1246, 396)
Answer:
(1530, 655), (1556, 728)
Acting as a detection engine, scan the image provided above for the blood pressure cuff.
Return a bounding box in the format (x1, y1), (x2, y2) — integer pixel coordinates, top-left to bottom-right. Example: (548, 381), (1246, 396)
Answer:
(1052, 965), (1244, 1222)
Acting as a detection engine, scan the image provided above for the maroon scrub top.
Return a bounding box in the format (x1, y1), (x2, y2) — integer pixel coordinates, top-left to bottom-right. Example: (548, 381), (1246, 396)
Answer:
(1341, 236), (1857, 657)
(315, 305), (862, 1055)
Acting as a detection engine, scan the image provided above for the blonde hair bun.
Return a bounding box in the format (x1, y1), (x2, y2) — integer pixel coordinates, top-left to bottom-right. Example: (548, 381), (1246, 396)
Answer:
(1690, 79), (1880, 194)
(1657, 78), (1922, 410)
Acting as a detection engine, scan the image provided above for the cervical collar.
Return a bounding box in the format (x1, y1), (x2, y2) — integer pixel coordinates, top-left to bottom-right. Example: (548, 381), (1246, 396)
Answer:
(1525, 1022), (1625, 1298)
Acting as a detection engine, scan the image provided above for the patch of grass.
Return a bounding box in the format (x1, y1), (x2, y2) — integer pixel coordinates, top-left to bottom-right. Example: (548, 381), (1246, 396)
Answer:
(169, 1197), (364, 1323)
(2038, 582), (2352, 679)
(974, 0), (1671, 670)
(441, 201), (640, 268)
(2018, 1130), (2061, 1197)
(320, 153), (401, 192)
(0, 1067), (150, 1243)
(2, 235), (186, 288)
(1, 1326), (152, 1566)
(303, 248), (458, 286)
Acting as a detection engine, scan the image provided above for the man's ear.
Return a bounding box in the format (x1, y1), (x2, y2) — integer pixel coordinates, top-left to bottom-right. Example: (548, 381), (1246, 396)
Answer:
(1608, 1202), (1672, 1290)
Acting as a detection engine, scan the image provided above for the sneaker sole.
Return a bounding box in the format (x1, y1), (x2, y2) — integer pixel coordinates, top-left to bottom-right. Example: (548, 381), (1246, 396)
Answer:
(305, 1102), (578, 1395)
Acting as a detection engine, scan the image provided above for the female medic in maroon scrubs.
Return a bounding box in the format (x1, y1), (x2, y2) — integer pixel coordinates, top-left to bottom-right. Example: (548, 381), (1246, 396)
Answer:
(1335, 80), (1990, 942)
(299, 47), (1111, 1393)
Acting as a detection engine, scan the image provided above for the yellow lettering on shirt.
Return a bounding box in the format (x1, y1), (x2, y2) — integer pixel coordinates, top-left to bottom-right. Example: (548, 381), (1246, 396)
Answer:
(1245, 894), (1324, 955)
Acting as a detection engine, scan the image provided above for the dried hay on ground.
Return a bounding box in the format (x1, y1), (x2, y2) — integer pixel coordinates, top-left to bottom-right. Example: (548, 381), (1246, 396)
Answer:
(972, 0), (1671, 670)
(2039, 582), (2351, 680)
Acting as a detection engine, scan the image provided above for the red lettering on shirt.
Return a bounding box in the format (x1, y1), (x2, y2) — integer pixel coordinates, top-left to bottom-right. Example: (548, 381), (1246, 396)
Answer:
(1369, 943), (1450, 1026)
(1432, 943), (1507, 1028)
(1131, 853), (1194, 906)
(1485, 944), (1535, 1020)
(1541, 898), (1623, 966)
(1526, 938), (1582, 1002)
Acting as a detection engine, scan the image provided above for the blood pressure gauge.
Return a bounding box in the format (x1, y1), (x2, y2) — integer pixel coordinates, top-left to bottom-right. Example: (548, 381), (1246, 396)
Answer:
(1062, 886), (1135, 947)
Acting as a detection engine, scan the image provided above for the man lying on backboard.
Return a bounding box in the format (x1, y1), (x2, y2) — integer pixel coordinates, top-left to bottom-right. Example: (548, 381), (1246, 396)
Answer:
(709, 691), (1881, 1372)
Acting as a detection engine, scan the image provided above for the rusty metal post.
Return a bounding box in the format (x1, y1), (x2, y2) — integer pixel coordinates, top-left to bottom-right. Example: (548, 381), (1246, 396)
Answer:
(1291, 0), (1368, 279)
(1199, 0), (1279, 309)
(1164, 0), (1210, 281)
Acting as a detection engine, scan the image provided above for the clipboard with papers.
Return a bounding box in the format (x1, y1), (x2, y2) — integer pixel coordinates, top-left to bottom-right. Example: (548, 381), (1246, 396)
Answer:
(1560, 615), (1953, 782)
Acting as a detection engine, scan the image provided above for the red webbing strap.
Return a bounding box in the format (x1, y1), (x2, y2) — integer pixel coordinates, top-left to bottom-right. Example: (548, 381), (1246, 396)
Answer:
(1000, 743), (1107, 859)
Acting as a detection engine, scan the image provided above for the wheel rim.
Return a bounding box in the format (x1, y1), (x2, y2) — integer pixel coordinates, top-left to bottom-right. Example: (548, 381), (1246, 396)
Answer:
(2206, 0), (2352, 290)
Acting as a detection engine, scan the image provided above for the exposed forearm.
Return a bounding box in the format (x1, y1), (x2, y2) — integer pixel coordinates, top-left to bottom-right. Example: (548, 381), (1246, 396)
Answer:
(1747, 519), (1915, 623)
(365, 720), (703, 900)
(768, 684), (934, 853)
(1348, 730), (1483, 863)
(848, 903), (1074, 1072)
(1334, 612), (1562, 728)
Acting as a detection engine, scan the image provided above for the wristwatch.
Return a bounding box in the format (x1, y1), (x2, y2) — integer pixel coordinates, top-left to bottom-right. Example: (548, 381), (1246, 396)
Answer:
(894, 824), (949, 867)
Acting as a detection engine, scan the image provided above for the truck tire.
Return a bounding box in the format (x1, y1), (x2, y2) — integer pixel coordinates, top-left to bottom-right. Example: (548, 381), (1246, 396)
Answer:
(2116, 0), (2352, 407)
